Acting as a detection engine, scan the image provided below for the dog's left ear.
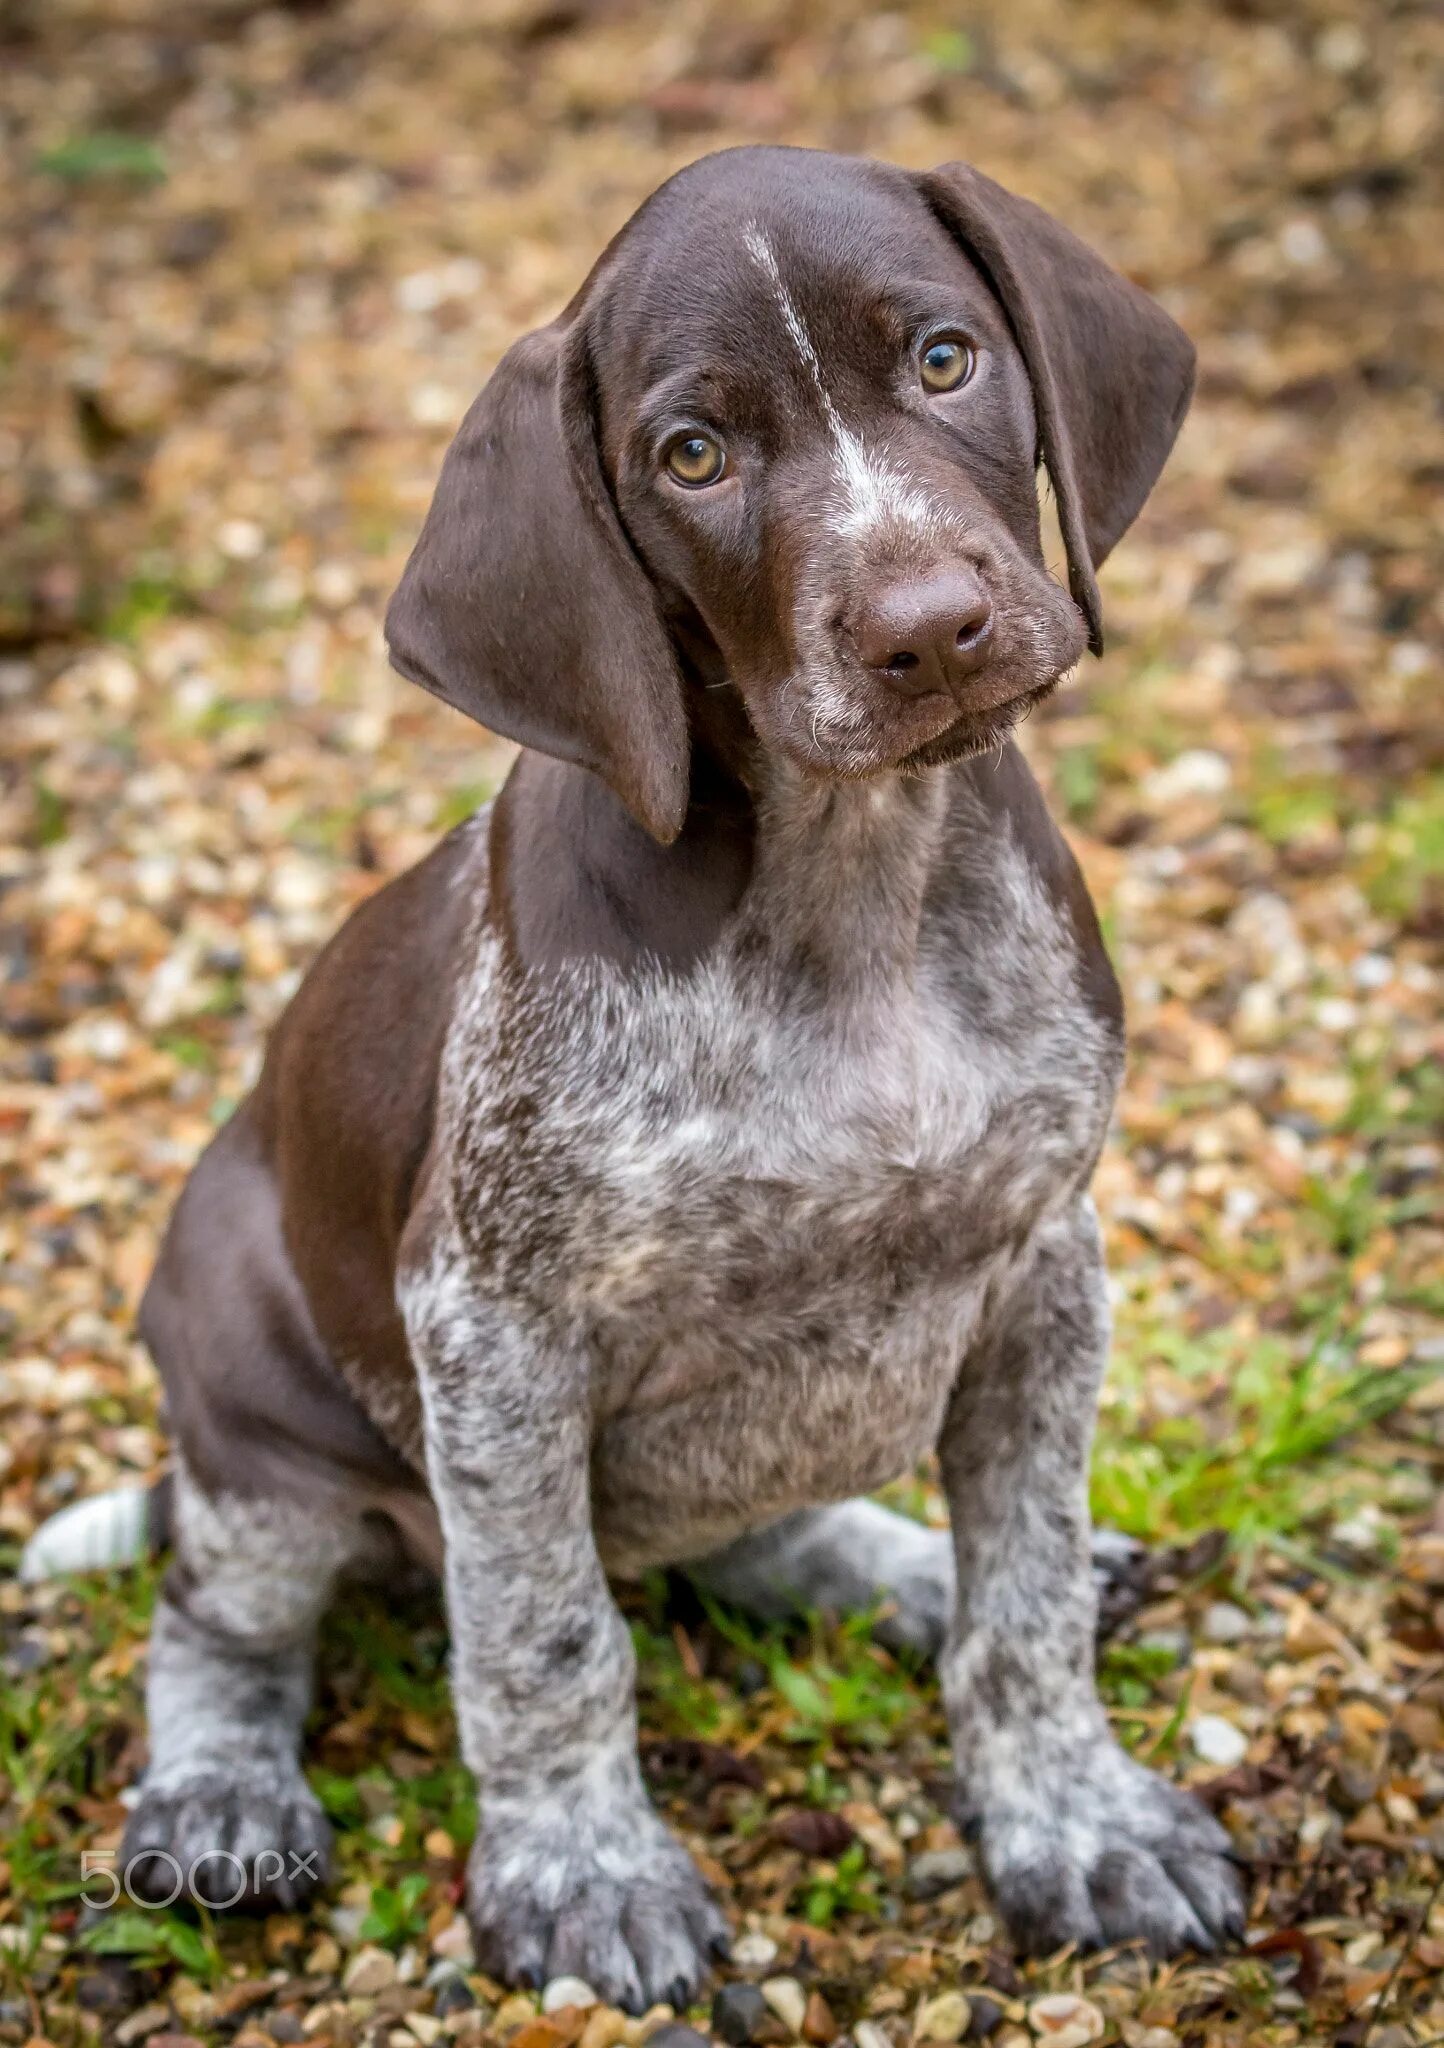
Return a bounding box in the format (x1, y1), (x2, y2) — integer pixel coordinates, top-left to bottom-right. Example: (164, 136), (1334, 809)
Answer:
(918, 162), (1195, 656)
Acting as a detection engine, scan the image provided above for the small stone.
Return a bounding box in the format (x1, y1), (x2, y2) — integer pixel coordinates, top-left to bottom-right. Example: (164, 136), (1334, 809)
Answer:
(510, 2023), (571, 2048)
(643, 2029), (710, 2048)
(761, 1979), (808, 2038)
(217, 517), (265, 561)
(75, 1970), (138, 2015)
(407, 2018), (444, 2045)
(115, 2009), (175, 2047)
(1141, 749), (1230, 804)
(330, 1904), (369, 1947)
(544, 1981), (600, 2016)
(430, 1916), (475, 1966)
(306, 1934), (342, 1975)
(1200, 1601), (1250, 1643)
(434, 1976), (478, 2018)
(1188, 1714), (1248, 1767)
(903, 1847), (973, 1900)
(731, 1932), (780, 1972)
(579, 2009), (631, 2048)
(713, 1984), (771, 2046)
(802, 1991), (837, 2044)
(495, 1995), (542, 2037)
(913, 1991), (970, 2043)
(965, 1999), (1003, 2039)
(344, 1947), (399, 1996)
(855, 2026), (894, 2048)
(1026, 1996), (1104, 2048)
(1330, 1761), (1377, 1814)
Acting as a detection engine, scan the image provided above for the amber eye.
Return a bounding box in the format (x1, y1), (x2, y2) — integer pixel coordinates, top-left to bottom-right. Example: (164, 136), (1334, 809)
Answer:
(920, 338), (974, 393)
(665, 433), (727, 487)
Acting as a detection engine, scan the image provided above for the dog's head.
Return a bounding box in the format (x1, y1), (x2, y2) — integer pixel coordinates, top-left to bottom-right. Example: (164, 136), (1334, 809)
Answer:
(387, 147), (1194, 842)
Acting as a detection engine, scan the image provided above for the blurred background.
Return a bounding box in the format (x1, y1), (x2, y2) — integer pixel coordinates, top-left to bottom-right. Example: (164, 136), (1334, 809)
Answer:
(2, 2), (1443, 2040)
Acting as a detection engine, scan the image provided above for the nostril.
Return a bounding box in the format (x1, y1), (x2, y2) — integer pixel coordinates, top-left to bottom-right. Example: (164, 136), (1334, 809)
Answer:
(886, 650), (920, 672)
(955, 609), (993, 652)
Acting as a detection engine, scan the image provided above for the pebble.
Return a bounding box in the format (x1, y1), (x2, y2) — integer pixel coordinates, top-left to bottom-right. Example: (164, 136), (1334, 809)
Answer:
(329, 1903), (368, 1946)
(964, 1997), (1003, 2039)
(1188, 1713), (1249, 1767)
(579, 2010), (631, 2048)
(761, 1978), (809, 2038)
(913, 1990), (971, 2042)
(731, 1931), (780, 1972)
(75, 1967), (139, 2015)
(644, 2029), (711, 2048)
(303, 1933), (341, 1976)
(1141, 748), (1231, 805)
(1026, 1994), (1104, 2047)
(903, 1847), (973, 1900)
(430, 1917), (475, 1966)
(543, 1979), (600, 2014)
(712, 1983), (771, 2046)
(854, 2026), (893, 2048)
(115, 2007), (175, 2046)
(1200, 1601), (1251, 1643)
(433, 1976), (478, 2018)
(344, 1945), (400, 1995)
(802, 1991), (837, 2044)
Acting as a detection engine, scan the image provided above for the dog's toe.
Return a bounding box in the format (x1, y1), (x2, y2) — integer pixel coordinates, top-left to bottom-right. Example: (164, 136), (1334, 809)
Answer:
(975, 1741), (1245, 1960)
(468, 1807), (726, 2012)
(120, 1776), (331, 1913)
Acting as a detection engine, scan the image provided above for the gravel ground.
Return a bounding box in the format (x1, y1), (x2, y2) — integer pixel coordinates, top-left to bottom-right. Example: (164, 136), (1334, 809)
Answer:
(2, 3), (1442, 2045)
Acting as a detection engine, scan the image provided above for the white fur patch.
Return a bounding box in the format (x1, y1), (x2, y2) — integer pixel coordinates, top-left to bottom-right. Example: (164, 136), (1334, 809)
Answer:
(741, 221), (955, 549)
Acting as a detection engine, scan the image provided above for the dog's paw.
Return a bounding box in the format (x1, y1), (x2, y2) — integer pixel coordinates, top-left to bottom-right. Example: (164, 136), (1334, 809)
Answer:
(120, 1774), (332, 1913)
(468, 1789), (729, 2011)
(972, 1741), (1245, 1959)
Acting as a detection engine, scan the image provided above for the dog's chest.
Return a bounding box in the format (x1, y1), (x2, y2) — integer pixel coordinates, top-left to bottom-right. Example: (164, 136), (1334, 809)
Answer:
(449, 839), (1118, 1564)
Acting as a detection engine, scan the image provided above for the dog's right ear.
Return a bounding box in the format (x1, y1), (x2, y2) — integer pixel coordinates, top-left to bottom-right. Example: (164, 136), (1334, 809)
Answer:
(385, 323), (690, 845)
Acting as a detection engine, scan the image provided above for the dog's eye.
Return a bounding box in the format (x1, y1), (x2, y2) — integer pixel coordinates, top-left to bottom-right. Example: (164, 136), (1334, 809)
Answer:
(665, 433), (727, 487)
(920, 338), (974, 393)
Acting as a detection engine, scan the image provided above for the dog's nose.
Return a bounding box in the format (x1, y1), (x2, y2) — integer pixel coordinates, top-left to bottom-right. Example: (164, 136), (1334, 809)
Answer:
(852, 568), (994, 696)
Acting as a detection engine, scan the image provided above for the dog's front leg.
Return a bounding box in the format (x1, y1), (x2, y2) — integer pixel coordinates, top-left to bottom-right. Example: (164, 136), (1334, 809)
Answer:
(939, 1196), (1245, 1957)
(401, 1251), (728, 2010)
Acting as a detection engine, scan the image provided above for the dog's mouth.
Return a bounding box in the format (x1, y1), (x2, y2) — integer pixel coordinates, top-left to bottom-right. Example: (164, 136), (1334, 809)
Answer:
(853, 669), (1068, 778)
(911, 672), (1068, 765)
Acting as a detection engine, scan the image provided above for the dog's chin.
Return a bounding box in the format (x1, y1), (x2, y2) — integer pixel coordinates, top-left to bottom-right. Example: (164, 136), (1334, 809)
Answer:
(899, 676), (1060, 772)
(787, 674), (1061, 783)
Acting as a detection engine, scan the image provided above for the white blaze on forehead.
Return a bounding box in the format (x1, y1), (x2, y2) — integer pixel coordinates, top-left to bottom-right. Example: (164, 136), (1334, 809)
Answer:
(740, 220), (953, 546)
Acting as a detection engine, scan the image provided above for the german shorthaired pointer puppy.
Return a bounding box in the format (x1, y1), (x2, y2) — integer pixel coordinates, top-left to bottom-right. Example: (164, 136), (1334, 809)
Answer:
(28, 145), (1243, 2003)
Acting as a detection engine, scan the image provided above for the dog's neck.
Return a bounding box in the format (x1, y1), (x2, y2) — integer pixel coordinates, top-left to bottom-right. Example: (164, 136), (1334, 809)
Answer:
(744, 762), (948, 995)
(490, 730), (949, 990)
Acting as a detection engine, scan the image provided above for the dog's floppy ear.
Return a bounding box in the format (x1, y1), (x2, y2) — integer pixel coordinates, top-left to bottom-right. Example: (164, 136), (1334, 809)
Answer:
(385, 322), (689, 844)
(918, 162), (1196, 656)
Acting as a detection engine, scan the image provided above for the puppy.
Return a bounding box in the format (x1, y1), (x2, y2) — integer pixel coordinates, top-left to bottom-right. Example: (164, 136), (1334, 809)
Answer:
(28, 146), (1242, 2007)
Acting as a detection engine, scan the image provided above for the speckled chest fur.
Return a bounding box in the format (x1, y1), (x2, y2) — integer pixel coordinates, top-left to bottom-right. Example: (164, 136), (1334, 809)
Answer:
(427, 765), (1123, 1575)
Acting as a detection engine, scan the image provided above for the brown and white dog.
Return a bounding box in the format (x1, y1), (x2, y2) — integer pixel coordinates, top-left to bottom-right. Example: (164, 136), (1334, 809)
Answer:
(25, 146), (1243, 2005)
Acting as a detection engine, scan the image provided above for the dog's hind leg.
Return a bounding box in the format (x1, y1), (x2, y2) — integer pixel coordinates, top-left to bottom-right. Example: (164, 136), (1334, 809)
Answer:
(120, 1461), (364, 1913)
(688, 1502), (1148, 1655)
(687, 1501), (954, 1653)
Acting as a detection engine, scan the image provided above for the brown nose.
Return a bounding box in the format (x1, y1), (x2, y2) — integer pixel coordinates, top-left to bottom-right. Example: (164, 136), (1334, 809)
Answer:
(851, 567), (994, 697)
